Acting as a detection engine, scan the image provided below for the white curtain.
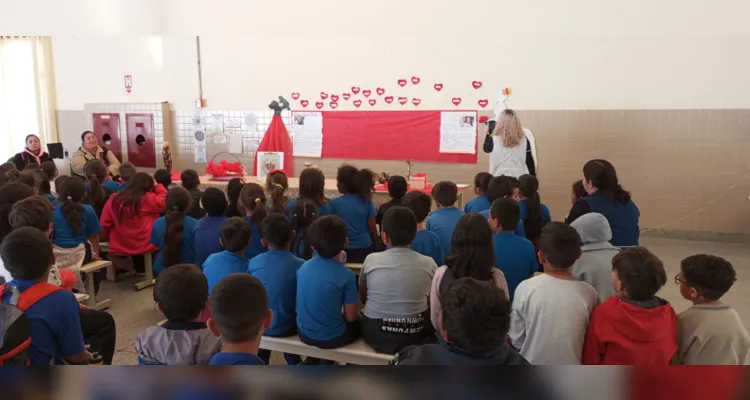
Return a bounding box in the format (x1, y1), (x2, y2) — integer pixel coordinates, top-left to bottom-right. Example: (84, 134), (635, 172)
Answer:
(0, 36), (57, 162)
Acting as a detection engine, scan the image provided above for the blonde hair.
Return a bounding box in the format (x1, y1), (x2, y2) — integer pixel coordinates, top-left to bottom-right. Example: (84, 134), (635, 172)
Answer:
(494, 109), (525, 148)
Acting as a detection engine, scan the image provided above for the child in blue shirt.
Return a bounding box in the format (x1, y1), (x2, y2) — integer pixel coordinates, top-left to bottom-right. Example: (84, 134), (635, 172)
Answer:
(238, 183), (268, 260)
(52, 178), (102, 264)
(464, 172), (493, 213)
(426, 181), (464, 256)
(150, 187), (198, 276)
(0, 227), (90, 365)
(285, 167), (332, 218)
(479, 176), (526, 238)
(330, 164), (378, 263)
(518, 174), (551, 248)
(403, 190), (444, 266)
(289, 200), (318, 260)
(193, 188), (228, 267)
(202, 218), (252, 292)
(296, 215), (360, 352)
(248, 213), (304, 365)
(489, 198), (538, 300)
(208, 274), (271, 365)
(82, 160), (115, 219)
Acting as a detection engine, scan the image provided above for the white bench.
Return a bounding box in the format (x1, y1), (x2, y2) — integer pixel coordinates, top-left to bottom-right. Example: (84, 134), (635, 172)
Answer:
(79, 260), (113, 310)
(345, 263), (363, 273)
(260, 335), (393, 365)
(74, 293), (89, 303)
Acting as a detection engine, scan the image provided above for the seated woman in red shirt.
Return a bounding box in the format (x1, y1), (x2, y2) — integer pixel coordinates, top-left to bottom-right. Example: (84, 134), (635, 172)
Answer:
(100, 172), (167, 275)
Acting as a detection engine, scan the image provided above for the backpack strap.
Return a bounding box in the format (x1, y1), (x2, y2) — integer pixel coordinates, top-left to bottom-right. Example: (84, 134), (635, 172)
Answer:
(14, 283), (62, 312)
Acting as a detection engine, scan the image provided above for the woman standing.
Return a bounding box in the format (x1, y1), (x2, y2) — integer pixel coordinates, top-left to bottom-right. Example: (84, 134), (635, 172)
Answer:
(11, 135), (52, 170)
(71, 131), (121, 179)
(483, 109), (536, 178)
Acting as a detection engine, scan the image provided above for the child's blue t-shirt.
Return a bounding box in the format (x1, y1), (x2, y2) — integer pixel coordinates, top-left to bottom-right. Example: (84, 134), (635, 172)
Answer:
(150, 215), (198, 276)
(208, 352), (265, 365)
(411, 229), (445, 266)
(203, 250), (249, 292)
(2, 280), (84, 365)
(330, 194), (376, 249)
(285, 198), (332, 218)
(426, 207), (464, 256)
(479, 209), (526, 238)
(464, 195), (490, 214)
(296, 257), (359, 341)
(519, 200), (552, 226)
(242, 217), (268, 260)
(44, 193), (56, 203)
(247, 250), (304, 336)
(52, 204), (101, 248)
(104, 180), (126, 193)
(493, 232), (538, 300)
(192, 216), (227, 268)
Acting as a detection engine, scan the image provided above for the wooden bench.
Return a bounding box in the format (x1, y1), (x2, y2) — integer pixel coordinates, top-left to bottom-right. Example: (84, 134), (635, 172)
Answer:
(345, 263), (363, 273)
(74, 293), (89, 303)
(260, 335), (393, 365)
(79, 260), (113, 310)
(99, 242), (155, 291)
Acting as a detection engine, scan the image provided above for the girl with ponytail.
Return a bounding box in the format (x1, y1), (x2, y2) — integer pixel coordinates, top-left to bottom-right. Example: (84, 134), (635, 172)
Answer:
(330, 164), (378, 263)
(289, 200), (318, 260)
(265, 170), (289, 214)
(53, 177), (102, 263)
(83, 160), (115, 218)
(238, 183), (269, 260)
(150, 187), (197, 275)
(518, 174), (551, 248)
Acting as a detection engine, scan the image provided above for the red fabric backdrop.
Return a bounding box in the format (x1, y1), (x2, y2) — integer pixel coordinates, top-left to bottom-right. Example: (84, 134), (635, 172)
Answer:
(254, 115), (294, 175)
(318, 111), (477, 164)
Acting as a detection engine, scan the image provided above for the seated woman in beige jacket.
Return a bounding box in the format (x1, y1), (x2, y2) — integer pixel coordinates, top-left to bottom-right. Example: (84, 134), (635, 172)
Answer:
(71, 131), (121, 179)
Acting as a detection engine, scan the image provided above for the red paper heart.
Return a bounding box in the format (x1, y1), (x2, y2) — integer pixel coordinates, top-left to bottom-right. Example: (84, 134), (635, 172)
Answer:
(351, 87), (360, 94)
(398, 96), (408, 105)
(315, 102), (324, 109)
(331, 94), (339, 102)
(434, 83), (443, 91)
(362, 90), (372, 97)
(291, 92), (300, 100)
(353, 100), (362, 108)
(330, 101), (338, 109)
(384, 96), (394, 104)
(472, 81), (482, 89)
(397, 79), (407, 87)
(369, 99), (376, 106)
(320, 92), (328, 100)
(300, 100), (309, 107)
(478, 99), (489, 108)
(411, 76), (421, 85)
(376, 88), (385, 96)
(452, 97), (462, 106)
(342, 93), (351, 100)
(412, 98), (421, 106)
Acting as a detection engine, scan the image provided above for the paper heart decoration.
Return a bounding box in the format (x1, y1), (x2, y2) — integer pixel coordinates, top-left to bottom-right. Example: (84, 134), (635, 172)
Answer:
(412, 98), (421, 106)
(478, 99), (489, 108)
(362, 90), (372, 97)
(351, 87), (361, 94)
(397, 79), (407, 87)
(369, 99), (377, 106)
(291, 92), (300, 100)
(472, 81), (482, 89)
(376, 88), (385, 96)
(330, 101), (338, 109)
(398, 96), (408, 105)
(300, 100), (309, 107)
(411, 76), (421, 85)
(315, 102), (324, 109)
(451, 97), (462, 106)
(331, 94), (339, 102)
(320, 92), (328, 100)
(434, 83), (443, 92)
(353, 100), (362, 108)
(342, 93), (351, 100)
(384, 96), (394, 104)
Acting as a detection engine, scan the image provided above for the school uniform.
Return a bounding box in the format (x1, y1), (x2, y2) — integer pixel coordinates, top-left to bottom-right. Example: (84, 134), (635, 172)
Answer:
(479, 209), (526, 238)
(103, 180), (126, 193)
(150, 215), (198, 276)
(566, 191), (640, 247)
(52, 204), (101, 249)
(203, 250), (249, 292)
(375, 198), (403, 229)
(136, 320), (221, 365)
(285, 198), (332, 218)
(193, 216), (228, 268)
(224, 202), (242, 218)
(209, 352), (265, 365)
(426, 207), (464, 256)
(675, 305), (750, 365)
(492, 232), (538, 300)
(44, 193), (56, 203)
(296, 257), (360, 348)
(395, 341), (529, 365)
(464, 194), (490, 214)
(1, 280), (84, 365)
(330, 194), (377, 263)
(410, 229), (444, 267)
(242, 217), (267, 260)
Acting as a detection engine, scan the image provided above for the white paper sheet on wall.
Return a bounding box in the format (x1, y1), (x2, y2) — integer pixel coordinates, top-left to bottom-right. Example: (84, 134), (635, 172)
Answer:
(211, 114), (224, 133)
(229, 134), (243, 154)
(224, 117), (243, 131)
(439, 112), (476, 154)
(213, 134), (227, 144)
(291, 112), (323, 157)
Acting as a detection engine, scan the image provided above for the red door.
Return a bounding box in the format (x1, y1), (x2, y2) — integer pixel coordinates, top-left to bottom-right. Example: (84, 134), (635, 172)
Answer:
(125, 113), (156, 168)
(92, 113), (122, 161)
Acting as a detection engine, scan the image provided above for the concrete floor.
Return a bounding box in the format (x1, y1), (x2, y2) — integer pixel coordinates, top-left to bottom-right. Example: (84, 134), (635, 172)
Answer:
(103, 237), (750, 365)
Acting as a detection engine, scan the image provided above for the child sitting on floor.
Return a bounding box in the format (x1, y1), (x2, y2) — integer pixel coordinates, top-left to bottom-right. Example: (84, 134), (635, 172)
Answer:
(583, 247), (676, 365)
(463, 172), (493, 213)
(286, 167), (331, 217)
(83, 160), (115, 219)
(180, 169), (205, 219)
(208, 274), (272, 365)
(571, 213), (620, 301)
(479, 176), (525, 237)
(193, 188), (228, 268)
(224, 178), (245, 218)
(238, 183), (269, 260)
(289, 200), (318, 260)
(517, 174), (551, 248)
(403, 191), (444, 266)
(106, 162), (135, 192)
(136, 264), (220, 365)
(331, 164), (378, 263)
(202, 218), (251, 292)
(40, 161), (58, 196)
(154, 169), (172, 190)
(265, 170), (289, 214)
(376, 175), (407, 232)
(675, 254), (750, 365)
(151, 187), (197, 276)
(32, 169), (55, 203)
(426, 181), (464, 256)
(489, 198), (537, 300)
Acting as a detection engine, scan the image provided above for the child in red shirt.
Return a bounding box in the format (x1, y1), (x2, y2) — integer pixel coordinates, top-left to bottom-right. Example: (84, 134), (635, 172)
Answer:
(100, 172), (166, 275)
(583, 247), (677, 365)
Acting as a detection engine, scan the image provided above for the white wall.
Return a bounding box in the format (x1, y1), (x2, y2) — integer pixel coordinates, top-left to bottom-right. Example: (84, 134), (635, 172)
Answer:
(51, 1), (750, 111)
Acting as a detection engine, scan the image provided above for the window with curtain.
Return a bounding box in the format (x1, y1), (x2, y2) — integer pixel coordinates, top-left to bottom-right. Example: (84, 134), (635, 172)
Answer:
(0, 36), (57, 162)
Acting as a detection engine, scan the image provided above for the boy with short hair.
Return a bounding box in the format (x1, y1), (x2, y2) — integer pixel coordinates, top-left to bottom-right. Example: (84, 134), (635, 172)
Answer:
(107, 162), (136, 192)
(136, 264), (220, 365)
(480, 176), (525, 237)
(202, 218), (251, 292)
(464, 172), (493, 213)
(583, 247), (677, 365)
(154, 169), (172, 190)
(360, 206), (437, 354)
(674, 254), (750, 365)
(0, 227), (91, 365)
(248, 213), (304, 365)
(509, 223), (599, 365)
(426, 181), (464, 255)
(181, 169), (205, 219)
(193, 188), (228, 267)
(376, 175), (407, 231)
(489, 198), (538, 300)
(208, 274), (272, 365)
(395, 277), (528, 365)
(403, 191), (444, 266)
(296, 216), (360, 349)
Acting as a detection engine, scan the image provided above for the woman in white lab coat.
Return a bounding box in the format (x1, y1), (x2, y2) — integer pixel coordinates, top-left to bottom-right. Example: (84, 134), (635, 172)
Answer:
(483, 109), (537, 177)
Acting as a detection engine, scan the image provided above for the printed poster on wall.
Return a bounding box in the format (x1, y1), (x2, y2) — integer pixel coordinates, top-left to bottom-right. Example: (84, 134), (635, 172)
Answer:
(291, 112), (323, 157)
(439, 111), (477, 154)
(193, 130), (207, 163)
(256, 151), (284, 179)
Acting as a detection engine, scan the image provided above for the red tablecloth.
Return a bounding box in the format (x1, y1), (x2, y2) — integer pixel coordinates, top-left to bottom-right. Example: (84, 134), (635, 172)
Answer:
(374, 182), (469, 194)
